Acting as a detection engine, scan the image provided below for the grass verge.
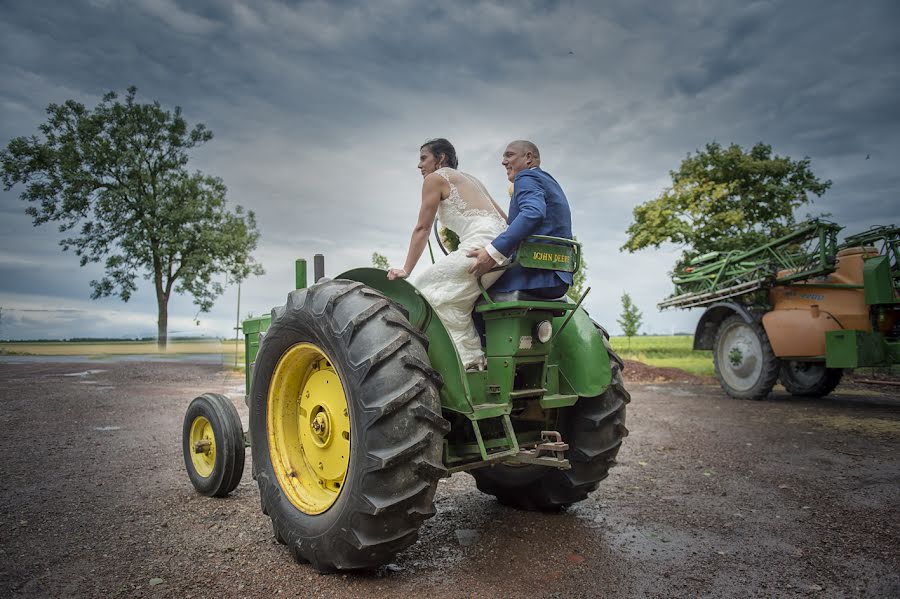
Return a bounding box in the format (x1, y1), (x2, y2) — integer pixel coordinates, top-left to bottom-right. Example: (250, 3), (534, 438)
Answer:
(0, 339), (245, 360)
(609, 335), (714, 378)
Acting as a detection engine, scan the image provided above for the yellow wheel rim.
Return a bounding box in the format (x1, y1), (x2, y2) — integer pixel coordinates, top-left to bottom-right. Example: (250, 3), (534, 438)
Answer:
(189, 416), (216, 478)
(267, 342), (351, 515)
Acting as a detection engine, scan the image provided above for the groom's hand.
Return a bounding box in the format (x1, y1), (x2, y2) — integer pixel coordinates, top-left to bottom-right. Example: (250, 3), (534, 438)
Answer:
(467, 248), (497, 277)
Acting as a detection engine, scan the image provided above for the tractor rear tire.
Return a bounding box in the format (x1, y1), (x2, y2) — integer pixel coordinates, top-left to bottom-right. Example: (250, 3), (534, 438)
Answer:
(470, 353), (629, 510)
(713, 315), (779, 400)
(249, 280), (448, 571)
(780, 361), (843, 397)
(182, 393), (245, 497)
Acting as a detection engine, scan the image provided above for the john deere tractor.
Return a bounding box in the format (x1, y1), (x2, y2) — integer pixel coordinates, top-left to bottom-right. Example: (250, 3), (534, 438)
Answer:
(182, 236), (629, 571)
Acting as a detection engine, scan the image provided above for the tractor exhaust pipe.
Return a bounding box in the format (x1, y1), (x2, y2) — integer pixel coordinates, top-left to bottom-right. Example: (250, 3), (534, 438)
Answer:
(314, 254), (325, 282)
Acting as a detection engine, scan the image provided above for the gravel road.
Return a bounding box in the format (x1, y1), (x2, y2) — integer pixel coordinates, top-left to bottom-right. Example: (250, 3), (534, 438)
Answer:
(1, 360), (898, 598)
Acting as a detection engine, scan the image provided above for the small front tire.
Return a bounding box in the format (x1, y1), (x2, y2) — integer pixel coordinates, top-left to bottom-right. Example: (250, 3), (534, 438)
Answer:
(183, 393), (245, 497)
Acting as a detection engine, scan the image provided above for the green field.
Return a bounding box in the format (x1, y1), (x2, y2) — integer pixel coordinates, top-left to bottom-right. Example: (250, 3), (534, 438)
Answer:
(609, 335), (715, 377)
(0, 339), (245, 360)
(3, 336), (714, 376)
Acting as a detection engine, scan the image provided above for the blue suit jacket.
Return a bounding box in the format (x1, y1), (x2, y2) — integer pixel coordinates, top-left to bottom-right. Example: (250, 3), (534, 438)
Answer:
(491, 167), (573, 292)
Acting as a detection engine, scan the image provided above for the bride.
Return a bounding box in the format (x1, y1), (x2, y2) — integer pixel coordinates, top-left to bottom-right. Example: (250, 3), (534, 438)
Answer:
(387, 138), (508, 369)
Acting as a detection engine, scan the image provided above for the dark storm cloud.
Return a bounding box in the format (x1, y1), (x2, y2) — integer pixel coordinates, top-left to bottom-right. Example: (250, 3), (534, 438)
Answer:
(1, 0), (898, 338)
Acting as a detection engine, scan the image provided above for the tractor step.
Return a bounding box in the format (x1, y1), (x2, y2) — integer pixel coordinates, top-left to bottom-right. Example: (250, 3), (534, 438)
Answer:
(508, 388), (546, 400)
(469, 414), (519, 461)
(470, 403), (511, 420)
(538, 393), (579, 408)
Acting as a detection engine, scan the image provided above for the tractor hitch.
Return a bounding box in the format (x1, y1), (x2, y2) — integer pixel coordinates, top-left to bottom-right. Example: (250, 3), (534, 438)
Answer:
(505, 430), (571, 469)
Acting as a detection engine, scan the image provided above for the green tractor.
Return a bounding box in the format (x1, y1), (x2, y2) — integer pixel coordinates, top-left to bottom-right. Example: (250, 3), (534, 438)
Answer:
(182, 236), (629, 571)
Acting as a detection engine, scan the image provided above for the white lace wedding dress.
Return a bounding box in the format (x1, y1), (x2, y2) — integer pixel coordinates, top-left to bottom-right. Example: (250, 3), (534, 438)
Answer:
(412, 167), (508, 368)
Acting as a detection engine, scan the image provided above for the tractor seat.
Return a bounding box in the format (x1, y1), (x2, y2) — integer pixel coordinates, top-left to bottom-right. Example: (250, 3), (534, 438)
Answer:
(476, 289), (569, 305)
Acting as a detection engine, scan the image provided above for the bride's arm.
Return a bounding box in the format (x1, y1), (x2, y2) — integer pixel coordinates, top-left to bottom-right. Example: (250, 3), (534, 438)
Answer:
(390, 174), (442, 279)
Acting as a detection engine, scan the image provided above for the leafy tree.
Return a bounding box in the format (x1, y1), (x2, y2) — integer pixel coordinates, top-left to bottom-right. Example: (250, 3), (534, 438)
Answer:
(617, 292), (642, 346)
(621, 142), (831, 263)
(567, 235), (587, 301)
(371, 252), (390, 270)
(0, 87), (263, 349)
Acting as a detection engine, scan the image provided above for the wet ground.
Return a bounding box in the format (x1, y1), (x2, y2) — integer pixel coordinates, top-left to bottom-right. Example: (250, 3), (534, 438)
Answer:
(0, 360), (898, 598)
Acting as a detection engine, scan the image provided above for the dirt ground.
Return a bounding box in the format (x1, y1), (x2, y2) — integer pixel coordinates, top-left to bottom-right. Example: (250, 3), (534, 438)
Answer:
(1, 359), (898, 598)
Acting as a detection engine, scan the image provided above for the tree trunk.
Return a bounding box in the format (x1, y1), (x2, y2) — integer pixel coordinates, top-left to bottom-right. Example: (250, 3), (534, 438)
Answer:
(157, 296), (168, 351)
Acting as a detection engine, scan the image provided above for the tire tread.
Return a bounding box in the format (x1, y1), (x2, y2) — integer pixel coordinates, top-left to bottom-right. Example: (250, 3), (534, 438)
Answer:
(250, 280), (444, 571)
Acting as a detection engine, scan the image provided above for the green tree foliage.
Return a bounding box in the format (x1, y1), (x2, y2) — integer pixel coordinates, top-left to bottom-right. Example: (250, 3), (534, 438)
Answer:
(0, 87), (263, 349)
(567, 235), (587, 301)
(621, 142), (831, 263)
(371, 252), (390, 270)
(617, 292), (642, 345)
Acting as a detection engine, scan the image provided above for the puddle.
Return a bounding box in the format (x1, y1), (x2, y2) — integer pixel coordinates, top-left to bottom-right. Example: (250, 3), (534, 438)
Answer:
(93, 426), (121, 431)
(455, 528), (480, 547)
(62, 370), (108, 377)
(662, 387), (695, 397)
(0, 355), (226, 364)
(641, 385), (667, 393)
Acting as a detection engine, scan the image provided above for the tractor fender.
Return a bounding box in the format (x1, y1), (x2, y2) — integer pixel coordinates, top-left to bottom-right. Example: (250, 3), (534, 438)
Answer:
(337, 268), (472, 415)
(548, 307), (612, 397)
(693, 302), (759, 350)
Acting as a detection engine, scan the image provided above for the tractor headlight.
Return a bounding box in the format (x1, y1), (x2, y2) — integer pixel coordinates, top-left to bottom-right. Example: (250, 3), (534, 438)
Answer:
(535, 320), (553, 343)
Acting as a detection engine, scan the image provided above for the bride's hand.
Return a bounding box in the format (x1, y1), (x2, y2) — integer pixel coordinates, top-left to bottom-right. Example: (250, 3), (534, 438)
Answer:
(387, 267), (409, 280)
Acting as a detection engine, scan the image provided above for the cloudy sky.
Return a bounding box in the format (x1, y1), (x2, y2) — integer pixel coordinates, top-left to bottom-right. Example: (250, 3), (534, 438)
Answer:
(1, 0), (898, 340)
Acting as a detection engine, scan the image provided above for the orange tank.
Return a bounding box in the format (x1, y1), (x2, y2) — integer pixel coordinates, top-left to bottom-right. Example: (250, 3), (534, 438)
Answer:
(763, 246), (878, 358)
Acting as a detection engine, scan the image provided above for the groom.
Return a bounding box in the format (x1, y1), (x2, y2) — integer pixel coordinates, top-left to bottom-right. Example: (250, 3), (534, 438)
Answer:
(468, 140), (573, 299)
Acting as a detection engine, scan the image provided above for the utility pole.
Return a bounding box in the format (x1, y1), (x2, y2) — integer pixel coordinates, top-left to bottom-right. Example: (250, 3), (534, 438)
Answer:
(234, 283), (241, 368)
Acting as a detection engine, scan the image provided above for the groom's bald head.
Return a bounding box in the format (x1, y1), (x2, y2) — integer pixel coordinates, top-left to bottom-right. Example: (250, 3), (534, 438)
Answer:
(502, 140), (541, 182)
(509, 140), (540, 165)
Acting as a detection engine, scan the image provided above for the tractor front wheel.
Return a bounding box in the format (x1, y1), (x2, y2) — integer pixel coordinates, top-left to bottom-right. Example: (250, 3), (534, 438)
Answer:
(470, 353), (629, 510)
(780, 361), (843, 397)
(182, 393), (245, 497)
(713, 315), (779, 400)
(249, 280), (447, 571)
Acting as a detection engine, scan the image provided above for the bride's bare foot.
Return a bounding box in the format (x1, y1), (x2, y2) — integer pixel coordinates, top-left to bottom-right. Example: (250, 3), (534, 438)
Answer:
(464, 357), (487, 372)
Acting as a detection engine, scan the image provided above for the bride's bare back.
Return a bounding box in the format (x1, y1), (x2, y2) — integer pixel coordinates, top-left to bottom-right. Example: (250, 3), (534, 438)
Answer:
(412, 167), (508, 367)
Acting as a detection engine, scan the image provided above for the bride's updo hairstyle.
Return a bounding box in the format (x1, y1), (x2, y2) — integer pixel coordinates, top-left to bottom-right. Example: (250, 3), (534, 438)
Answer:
(421, 138), (458, 169)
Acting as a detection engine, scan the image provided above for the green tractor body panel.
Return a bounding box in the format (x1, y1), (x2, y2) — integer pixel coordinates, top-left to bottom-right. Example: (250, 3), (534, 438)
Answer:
(548, 307), (613, 397)
(242, 314), (271, 396)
